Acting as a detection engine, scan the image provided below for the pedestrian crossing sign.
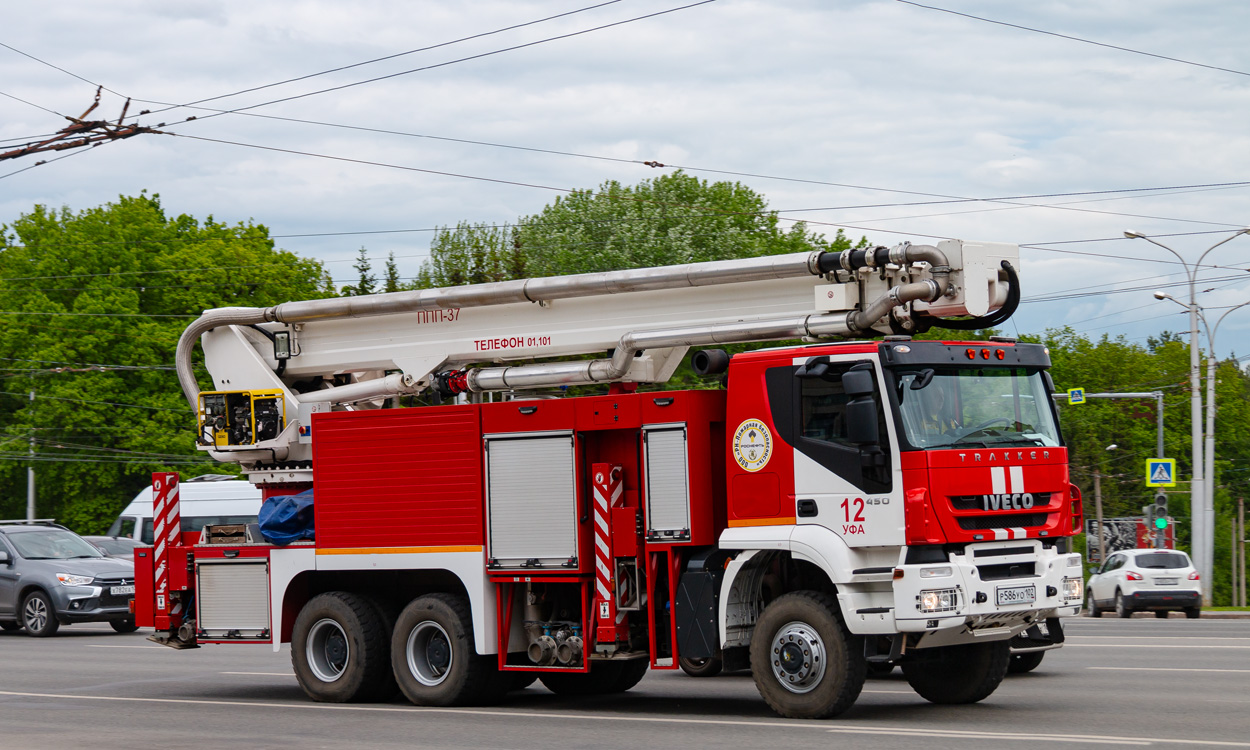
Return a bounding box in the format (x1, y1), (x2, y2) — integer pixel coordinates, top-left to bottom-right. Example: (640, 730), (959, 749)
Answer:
(1146, 458), (1176, 487)
(1067, 388), (1085, 405)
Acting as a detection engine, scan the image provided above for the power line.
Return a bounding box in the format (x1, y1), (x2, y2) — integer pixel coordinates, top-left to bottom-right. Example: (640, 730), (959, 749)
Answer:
(150, 0), (719, 128)
(0, 89), (64, 118)
(896, 1), (1250, 78)
(142, 0), (626, 115)
(0, 40), (126, 96)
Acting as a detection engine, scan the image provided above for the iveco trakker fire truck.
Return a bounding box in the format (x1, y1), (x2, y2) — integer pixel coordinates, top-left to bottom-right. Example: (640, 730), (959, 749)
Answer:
(135, 240), (1082, 719)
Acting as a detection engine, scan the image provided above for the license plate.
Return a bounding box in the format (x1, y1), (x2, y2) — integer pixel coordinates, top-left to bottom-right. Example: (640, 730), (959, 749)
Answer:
(110, 585), (135, 596)
(996, 584), (1036, 606)
(1156, 578), (1178, 586)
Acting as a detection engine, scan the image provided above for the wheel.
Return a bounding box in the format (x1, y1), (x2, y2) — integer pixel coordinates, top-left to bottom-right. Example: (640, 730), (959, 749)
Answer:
(110, 618), (140, 633)
(361, 594), (400, 701)
(1185, 607), (1201, 619)
(291, 592), (391, 703)
(392, 593), (507, 706)
(679, 655), (724, 678)
(1086, 590), (1101, 618)
(540, 658), (649, 695)
(1114, 590), (1132, 619)
(1007, 651), (1045, 674)
(748, 591), (865, 720)
(22, 591), (60, 637)
(0, 621), (21, 632)
(1155, 611), (1169, 619)
(902, 640), (1010, 704)
(866, 661), (895, 677)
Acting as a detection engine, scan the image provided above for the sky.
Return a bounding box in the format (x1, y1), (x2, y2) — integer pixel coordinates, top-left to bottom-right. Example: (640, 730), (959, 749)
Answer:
(2, 0), (1249, 360)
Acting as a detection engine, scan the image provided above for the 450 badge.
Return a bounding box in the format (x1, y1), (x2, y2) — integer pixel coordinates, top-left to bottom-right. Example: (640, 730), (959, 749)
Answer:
(732, 419), (772, 472)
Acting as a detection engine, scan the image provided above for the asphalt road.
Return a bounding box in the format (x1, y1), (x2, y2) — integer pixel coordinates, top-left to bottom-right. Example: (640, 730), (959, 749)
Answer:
(1, 616), (1248, 750)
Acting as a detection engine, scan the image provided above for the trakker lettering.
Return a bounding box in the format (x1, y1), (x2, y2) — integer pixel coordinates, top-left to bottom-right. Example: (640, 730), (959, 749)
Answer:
(982, 493), (1035, 511)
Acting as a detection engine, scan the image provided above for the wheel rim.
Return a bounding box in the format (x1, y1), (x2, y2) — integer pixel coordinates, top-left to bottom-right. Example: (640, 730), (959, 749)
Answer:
(24, 597), (47, 631)
(306, 618), (350, 682)
(406, 621), (453, 687)
(1115, 593), (1124, 615)
(768, 620), (827, 694)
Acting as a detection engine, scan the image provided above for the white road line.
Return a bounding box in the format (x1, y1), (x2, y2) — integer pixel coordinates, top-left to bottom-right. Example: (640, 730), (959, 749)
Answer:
(0, 690), (1247, 747)
(222, 672), (295, 677)
(1067, 636), (1250, 642)
(1061, 644), (1250, 649)
(85, 645), (167, 649)
(1088, 667), (1250, 674)
(860, 689), (912, 694)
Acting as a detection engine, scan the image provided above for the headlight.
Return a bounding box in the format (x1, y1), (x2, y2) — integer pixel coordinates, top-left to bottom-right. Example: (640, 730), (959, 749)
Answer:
(918, 588), (959, 613)
(1067, 555), (1082, 567)
(919, 565), (953, 579)
(1063, 577), (1082, 601)
(56, 573), (94, 586)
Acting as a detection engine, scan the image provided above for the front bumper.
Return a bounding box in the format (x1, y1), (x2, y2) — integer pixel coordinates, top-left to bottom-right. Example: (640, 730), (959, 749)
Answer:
(54, 584), (135, 623)
(891, 540), (1082, 646)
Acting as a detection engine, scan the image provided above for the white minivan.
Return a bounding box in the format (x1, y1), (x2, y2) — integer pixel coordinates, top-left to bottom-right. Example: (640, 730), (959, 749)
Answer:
(106, 475), (262, 544)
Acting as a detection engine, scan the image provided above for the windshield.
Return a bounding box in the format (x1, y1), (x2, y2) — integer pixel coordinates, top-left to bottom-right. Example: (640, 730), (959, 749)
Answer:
(894, 367), (1061, 450)
(9, 529), (106, 560)
(93, 537), (142, 555)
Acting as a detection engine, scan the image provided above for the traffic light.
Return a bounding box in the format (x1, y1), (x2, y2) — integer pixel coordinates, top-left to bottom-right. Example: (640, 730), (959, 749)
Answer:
(1153, 492), (1168, 530)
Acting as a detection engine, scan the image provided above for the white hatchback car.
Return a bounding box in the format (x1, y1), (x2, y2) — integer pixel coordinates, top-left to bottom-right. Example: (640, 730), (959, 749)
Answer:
(1087, 548), (1201, 618)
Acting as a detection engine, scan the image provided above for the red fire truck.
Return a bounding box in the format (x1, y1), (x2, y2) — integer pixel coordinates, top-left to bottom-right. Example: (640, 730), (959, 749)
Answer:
(136, 240), (1083, 719)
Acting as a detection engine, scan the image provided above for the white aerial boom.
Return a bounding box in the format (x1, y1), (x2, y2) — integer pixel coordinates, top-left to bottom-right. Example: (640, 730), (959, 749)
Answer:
(176, 240), (1019, 480)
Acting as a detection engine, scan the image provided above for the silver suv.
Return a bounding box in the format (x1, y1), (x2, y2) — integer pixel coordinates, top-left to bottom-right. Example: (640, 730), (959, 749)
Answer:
(0, 521), (137, 636)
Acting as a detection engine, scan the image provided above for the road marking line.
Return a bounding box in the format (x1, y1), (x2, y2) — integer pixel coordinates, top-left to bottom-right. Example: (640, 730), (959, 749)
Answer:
(85, 645), (167, 649)
(1061, 644), (1250, 649)
(0, 690), (1247, 747)
(1068, 636), (1250, 641)
(222, 672), (294, 677)
(1088, 667), (1250, 674)
(860, 689), (912, 694)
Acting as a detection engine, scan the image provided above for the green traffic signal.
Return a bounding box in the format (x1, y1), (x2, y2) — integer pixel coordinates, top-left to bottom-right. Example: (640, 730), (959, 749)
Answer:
(1155, 516), (1168, 530)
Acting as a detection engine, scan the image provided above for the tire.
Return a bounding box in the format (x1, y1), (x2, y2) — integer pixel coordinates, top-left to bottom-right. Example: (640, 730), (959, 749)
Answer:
(902, 640), (1010, 704)
(866, 661), (895, 677)
(1185, 607), (1201, 619)
(540, 658), (649, 695)
(1115, 590), (1132, 619)
(361, 594), (400, 701)
(1155, 611), (1169, 619)
(1086, 590), (1101, 618)
(0, 621), (21, 632)
(679, 655), (724, 678)
(22, 591), (59, 637)
(291, 592), (391, 703)
(392, 593), (506, 706)
(110, 618), (140, 633)
(1007, 651), (1045, 674)
(749, 591), (866, 720)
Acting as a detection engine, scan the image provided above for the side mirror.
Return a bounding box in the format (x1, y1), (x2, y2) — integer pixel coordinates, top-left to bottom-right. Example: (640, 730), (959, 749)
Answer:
(0, 550), (10, 564)
(842, 369), (875, 397)
(796, 356), (831, 380)
(846, 398), (879, 445)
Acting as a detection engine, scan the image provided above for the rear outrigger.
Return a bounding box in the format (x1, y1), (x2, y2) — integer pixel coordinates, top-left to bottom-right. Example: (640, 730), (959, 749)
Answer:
(135, 240), (1082, 718)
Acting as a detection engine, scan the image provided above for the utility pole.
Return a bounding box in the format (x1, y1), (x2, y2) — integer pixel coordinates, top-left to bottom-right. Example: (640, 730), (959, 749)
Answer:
(1094, 472), (1106, 564)
(26, 389), (35, 520)
(1237, 497), (1245, 607)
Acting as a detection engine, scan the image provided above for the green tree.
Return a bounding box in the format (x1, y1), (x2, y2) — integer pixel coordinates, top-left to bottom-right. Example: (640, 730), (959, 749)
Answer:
(340, 247), (376, 296)
(383, 252), (402, 293)
(0, 194), (328, 532)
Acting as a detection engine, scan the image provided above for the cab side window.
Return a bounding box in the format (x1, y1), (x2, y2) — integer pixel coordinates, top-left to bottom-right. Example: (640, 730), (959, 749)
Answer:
(766, 360), (892, 494)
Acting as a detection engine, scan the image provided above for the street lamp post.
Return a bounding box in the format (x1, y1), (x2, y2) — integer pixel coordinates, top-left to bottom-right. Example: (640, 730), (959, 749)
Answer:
(1129, 227), (1250, 606)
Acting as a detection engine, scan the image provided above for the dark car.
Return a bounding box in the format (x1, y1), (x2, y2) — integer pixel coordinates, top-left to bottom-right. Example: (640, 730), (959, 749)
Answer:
(0, 521), (138, 636)
(83, 535), (143, 561)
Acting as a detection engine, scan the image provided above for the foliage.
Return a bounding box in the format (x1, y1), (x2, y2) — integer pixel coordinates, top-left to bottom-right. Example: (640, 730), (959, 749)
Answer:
(339, 247), (377, 296)
(0, 194), (328, 532)
(1032, 327), (1250, 603)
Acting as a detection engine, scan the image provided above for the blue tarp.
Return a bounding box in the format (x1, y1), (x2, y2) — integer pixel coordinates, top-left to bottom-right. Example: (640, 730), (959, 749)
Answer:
(258, 488), (315, 545)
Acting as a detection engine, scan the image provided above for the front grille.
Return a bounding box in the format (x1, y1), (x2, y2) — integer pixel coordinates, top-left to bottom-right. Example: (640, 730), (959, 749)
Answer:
(97, 577), (134, 608)
(957, 513), (1050, 531)
(951, 492), (1053, 511)
(978, 561), (1037, 580)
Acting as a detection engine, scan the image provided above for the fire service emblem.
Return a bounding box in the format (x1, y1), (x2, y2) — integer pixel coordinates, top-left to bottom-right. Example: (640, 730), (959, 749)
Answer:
(733, 419), (773, 472)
